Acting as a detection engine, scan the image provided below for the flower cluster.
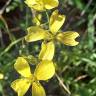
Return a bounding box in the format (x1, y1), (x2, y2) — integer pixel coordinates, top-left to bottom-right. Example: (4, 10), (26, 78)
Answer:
(11, 57), (55, 96)
(11, 0), (79, 96)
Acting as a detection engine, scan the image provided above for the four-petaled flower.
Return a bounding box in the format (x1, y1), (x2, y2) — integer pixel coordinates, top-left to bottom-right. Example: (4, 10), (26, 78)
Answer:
(25, 0), (59, 11)
(11, 57), (55, 96)
(25, 10), (80, 61)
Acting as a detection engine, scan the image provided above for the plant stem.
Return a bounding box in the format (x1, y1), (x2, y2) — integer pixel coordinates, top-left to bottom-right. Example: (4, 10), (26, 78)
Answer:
(45, 10), (50, 24)
(0, 29), (4, 47)
(0, 0), (11, 15)
(55, 73), (71, 95)
(81, 0), (93, 16)
(0, 37), (23, 57)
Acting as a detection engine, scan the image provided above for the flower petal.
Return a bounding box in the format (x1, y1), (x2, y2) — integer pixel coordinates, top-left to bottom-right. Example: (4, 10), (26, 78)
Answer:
(56, 31), (80, 46)
(32, 82), (46, 96)
(25, 0), (59, 11)
(25, 26), (47, 42)
(39, 41), (55, 60)
(34, 60), (55, 80)
(50, 10), (66, 34)
(25, 0), (36, 6)
(25, 0), (44, 11)
(44, 0), (59, 10)
(11, 79), (31, 96)
(14, 57), (32, 77)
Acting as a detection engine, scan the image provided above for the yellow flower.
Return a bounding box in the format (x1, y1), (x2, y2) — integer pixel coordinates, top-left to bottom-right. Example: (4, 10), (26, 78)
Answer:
(39, 41), (55, 61)
(25, 0), (59, 11)
(25, 10), (80, 60)
(0, 73), (4, 79)
(11, 57), (55, 96)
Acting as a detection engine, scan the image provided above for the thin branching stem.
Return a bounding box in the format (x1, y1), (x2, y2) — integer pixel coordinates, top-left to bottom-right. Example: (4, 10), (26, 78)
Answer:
(0, 0), (12, 15)
(81, 0), (93, 16)
(0, 15), (15, 42)
(55, 73), (71, 95)
(0, 37), (24, 57)
(45, 10), (50, 24)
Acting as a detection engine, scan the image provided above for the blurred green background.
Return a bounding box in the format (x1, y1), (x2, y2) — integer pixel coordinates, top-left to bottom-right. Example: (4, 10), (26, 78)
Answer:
(0, 0), (96, 96)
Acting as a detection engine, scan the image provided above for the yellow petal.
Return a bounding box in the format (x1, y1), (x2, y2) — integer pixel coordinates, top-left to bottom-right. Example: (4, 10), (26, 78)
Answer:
(25, 26), (47, 42)
(39, 41), (55, 60)
(14, 57), (32, 77)
(32, 82), (46, 96)
(56, 32), (79, 46)
(50, 10), (66, 34)
(25, 0), (44, 11)
(25, 0), (36, 5)
(34, 60), (55, 80)
(25, 0), (59, 11)
(11, 79), (31, 96)
(0, 73), (4, 79)
(31, 3), (44, 11)
(26, 26), (44, 34)
(44, 0), (59, 10)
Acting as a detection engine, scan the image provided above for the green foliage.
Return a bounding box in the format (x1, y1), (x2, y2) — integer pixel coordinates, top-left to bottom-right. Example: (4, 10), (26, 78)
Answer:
(6, 0), (22, 13)
(0, 0), (96, 96)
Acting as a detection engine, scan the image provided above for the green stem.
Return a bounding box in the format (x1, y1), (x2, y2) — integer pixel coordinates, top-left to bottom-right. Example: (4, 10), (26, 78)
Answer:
(25, 8), (29, 29)
(0, 15), (15, 42)
(55, 73), (71, 95)
(3, 59), (15, 73)
(0, 29), (4, 47)
(0, 37), (24, 57)
(40, 22), (48, 27)
(45, 10), (50, 24)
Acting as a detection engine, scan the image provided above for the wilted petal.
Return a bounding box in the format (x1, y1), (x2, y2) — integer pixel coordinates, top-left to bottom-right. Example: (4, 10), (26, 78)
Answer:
(14, 57), (32, 78)
(56, 31), (79, 46)
(32, 82), (46, 96)
(34, 60), (55, 80)
(11, 79), (31, 96)
(39, 41), (55, 60)
(50, 10), (66, 34)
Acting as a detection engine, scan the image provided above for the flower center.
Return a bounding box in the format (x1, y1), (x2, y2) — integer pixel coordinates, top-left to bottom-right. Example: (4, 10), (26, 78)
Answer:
(26, 75), (38, 84)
